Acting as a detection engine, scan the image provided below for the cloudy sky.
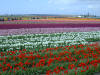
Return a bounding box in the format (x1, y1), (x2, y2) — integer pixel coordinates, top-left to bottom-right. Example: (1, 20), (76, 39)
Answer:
(0, 0), (100, 16)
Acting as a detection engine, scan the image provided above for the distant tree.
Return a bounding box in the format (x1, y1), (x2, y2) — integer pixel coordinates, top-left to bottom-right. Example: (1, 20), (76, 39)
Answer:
(0, 18), (4, 21)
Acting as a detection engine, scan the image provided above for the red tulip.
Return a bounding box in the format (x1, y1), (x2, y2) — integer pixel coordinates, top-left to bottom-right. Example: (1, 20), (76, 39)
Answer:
(60, 67), (65, 70)
(79, 55), (82, 58)
(86, 65), (89, 70)
(46, 70), (51, 75)
(75, 67), (78, 70)
(10, 66), (12, 69)
(64, 70), (68, 74)
(81, 70), (86, 72)
(6, 63), (11, 67)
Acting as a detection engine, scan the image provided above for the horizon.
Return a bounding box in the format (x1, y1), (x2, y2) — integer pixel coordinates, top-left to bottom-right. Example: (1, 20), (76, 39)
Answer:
(0, 13), (100, 17)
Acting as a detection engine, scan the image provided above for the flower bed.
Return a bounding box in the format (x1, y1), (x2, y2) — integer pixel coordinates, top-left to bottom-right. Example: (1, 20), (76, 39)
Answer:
(0, 42), (100, 75)
(0, 31), (100, 52)
(0, 28), (100, 36)
(0, 19), (100, 24)
(0, 23), (100, 29)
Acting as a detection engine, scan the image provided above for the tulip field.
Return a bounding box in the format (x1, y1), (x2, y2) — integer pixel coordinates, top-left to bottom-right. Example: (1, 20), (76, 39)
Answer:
(0, 31), (100, 52)
(0, 19), (100, 75)
(0, 19), (100, 29)
(0, 40), (100, 75)
(0, 31), (100, 75)
(1, 28), (100, 36)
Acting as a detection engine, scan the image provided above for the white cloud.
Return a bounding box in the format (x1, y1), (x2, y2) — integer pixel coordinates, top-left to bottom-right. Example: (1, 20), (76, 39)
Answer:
(60, 8), (66, 10)
(87, 4), (100, 10)
(29, 0), (33, 2)
(88, 5), (93, 9)
(48, 0), (77, 5)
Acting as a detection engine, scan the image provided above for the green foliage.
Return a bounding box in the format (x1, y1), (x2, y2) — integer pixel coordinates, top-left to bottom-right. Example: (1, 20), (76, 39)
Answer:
(85, 38), (100, 42)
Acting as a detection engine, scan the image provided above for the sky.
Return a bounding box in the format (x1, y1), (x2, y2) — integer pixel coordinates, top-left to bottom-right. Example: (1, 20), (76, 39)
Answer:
(0, 0), (100, 16)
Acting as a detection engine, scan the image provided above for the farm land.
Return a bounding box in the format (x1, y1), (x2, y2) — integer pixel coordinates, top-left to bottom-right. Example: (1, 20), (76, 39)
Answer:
(0, 18), (100, 75)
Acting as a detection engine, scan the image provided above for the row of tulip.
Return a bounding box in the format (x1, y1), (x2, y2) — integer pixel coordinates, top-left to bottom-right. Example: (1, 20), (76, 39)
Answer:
(0, 31), (100, 52)
(0, 28), (100, 36)
(1, 24), (100, 29)
(0, 19), (100, 24)
(0, 42), (100, 75)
